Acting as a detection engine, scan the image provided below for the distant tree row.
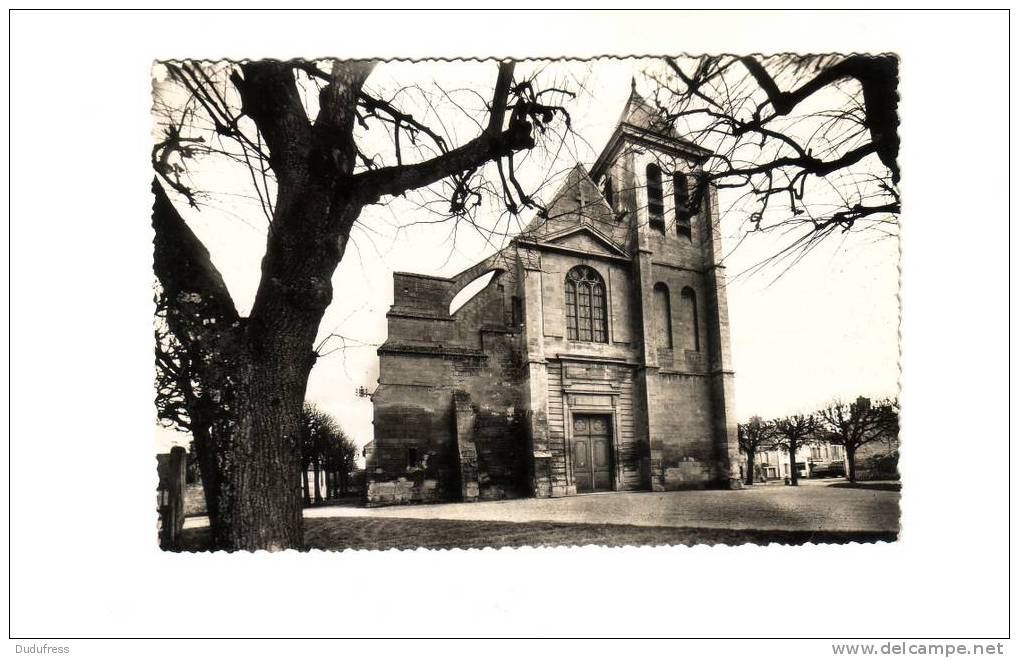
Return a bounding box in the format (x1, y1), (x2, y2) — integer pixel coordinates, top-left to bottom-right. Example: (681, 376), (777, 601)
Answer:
(738, 397), (899, 485)
(300, 403), (359, 505)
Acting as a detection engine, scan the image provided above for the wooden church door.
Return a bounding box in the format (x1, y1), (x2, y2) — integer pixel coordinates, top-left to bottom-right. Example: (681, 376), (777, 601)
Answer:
(572, 414), (613, 493)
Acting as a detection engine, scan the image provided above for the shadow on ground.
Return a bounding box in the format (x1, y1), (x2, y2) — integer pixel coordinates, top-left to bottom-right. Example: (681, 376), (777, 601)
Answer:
(827, 481), (901, 492)
(170, 517), (898, 552)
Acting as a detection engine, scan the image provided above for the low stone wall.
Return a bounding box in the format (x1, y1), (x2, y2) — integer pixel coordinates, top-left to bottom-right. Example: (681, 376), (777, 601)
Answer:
(184, 483), (207, 517)
(656, 455), (714, 490)
(476, 482), (514, 501)
(366, 477), (442, 507)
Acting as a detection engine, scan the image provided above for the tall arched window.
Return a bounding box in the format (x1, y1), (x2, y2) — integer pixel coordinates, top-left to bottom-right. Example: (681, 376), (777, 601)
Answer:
(565, 266), (608, 343)
(673, 172), (692, 239)
(646, 163), (665, 231)
(602, 176), (615, 211)
(653, 283), (672, 348)
(680, 287), (700, 351)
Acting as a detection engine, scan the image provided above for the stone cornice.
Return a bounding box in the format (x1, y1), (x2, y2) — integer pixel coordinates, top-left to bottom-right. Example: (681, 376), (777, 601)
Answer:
(649, 261), (704, 274)
(591, 125), (712, 179)
(386, 310), (455, 323)
(552, 353), (637, 366)
(378, 343), (486, 359)
(392, 271), (454, 282)
(515, 239), (632, 265)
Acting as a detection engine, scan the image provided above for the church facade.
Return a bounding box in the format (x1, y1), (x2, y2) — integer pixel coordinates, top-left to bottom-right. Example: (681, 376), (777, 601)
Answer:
(364, 88), (742, 506)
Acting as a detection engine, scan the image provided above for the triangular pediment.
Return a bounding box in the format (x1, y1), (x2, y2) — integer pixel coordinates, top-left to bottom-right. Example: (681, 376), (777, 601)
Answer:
(517, 164), (631, 255)
(540, 225), (628, 258)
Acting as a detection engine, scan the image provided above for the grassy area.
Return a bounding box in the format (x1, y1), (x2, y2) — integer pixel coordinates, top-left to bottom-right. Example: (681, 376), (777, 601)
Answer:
(171, 517), (897, 552)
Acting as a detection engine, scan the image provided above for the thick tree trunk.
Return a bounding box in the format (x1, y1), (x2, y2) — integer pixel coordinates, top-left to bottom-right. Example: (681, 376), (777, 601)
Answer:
(788, 442), (799, 486)
(155, 175), (348, 550)
(745, 450), (756, 485)
(152, 60), (540, 550)
(224, 335), (315, 550)
(846, 446), (857, 483)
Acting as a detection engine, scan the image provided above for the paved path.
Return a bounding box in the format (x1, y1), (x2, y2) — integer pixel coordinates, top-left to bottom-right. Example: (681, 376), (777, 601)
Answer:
(295, 481), (899, 533)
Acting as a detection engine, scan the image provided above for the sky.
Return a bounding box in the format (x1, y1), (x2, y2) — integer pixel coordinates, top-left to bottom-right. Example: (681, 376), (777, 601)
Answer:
(153, 57), (900, 455)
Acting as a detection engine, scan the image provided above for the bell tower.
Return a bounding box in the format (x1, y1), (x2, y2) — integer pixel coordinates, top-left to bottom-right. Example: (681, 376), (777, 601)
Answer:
(590, 83), (741, 490)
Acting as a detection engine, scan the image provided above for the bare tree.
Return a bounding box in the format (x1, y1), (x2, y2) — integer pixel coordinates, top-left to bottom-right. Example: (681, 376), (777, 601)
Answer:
(322, 425), (358, 498)
(297, 403), (358, 504)
(299, 403), (354, 505)
(817, 397), (899, 483)
(737, 416), (776, 485)
(151, 59), (575, 550)
(154, 288), (226, 515)
(650, 54), (899, 273)
(771, 414), (818, 486)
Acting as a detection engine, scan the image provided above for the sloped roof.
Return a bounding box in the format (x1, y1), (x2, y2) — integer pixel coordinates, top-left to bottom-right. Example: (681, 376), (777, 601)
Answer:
(518, 164), (621, 243)
(616, 81), (678, 138)
(590, 81), (711, 180)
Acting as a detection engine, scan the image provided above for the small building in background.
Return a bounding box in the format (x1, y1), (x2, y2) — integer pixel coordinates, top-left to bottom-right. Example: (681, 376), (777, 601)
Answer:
(749, 442), (847, 482)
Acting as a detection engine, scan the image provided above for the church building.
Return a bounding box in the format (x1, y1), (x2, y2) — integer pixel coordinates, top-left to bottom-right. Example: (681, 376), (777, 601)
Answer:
(364, 86), (742, 505)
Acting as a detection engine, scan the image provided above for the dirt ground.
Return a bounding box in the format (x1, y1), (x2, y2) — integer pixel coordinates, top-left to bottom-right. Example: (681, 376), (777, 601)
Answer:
(174, 517), (896, 551)
(301, 480), (900, 532)
(175, 480), (899, 551)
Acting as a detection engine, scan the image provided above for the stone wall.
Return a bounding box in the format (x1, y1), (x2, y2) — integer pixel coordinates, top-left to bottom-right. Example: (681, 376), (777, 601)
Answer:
(368, 257), (529, 506)
(853, 436), (901, 481)
(452, 321), (528, 499)
(649, 372), (717, 489)
(368, 359), (461, 506)
(184, 483), (206, 517)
